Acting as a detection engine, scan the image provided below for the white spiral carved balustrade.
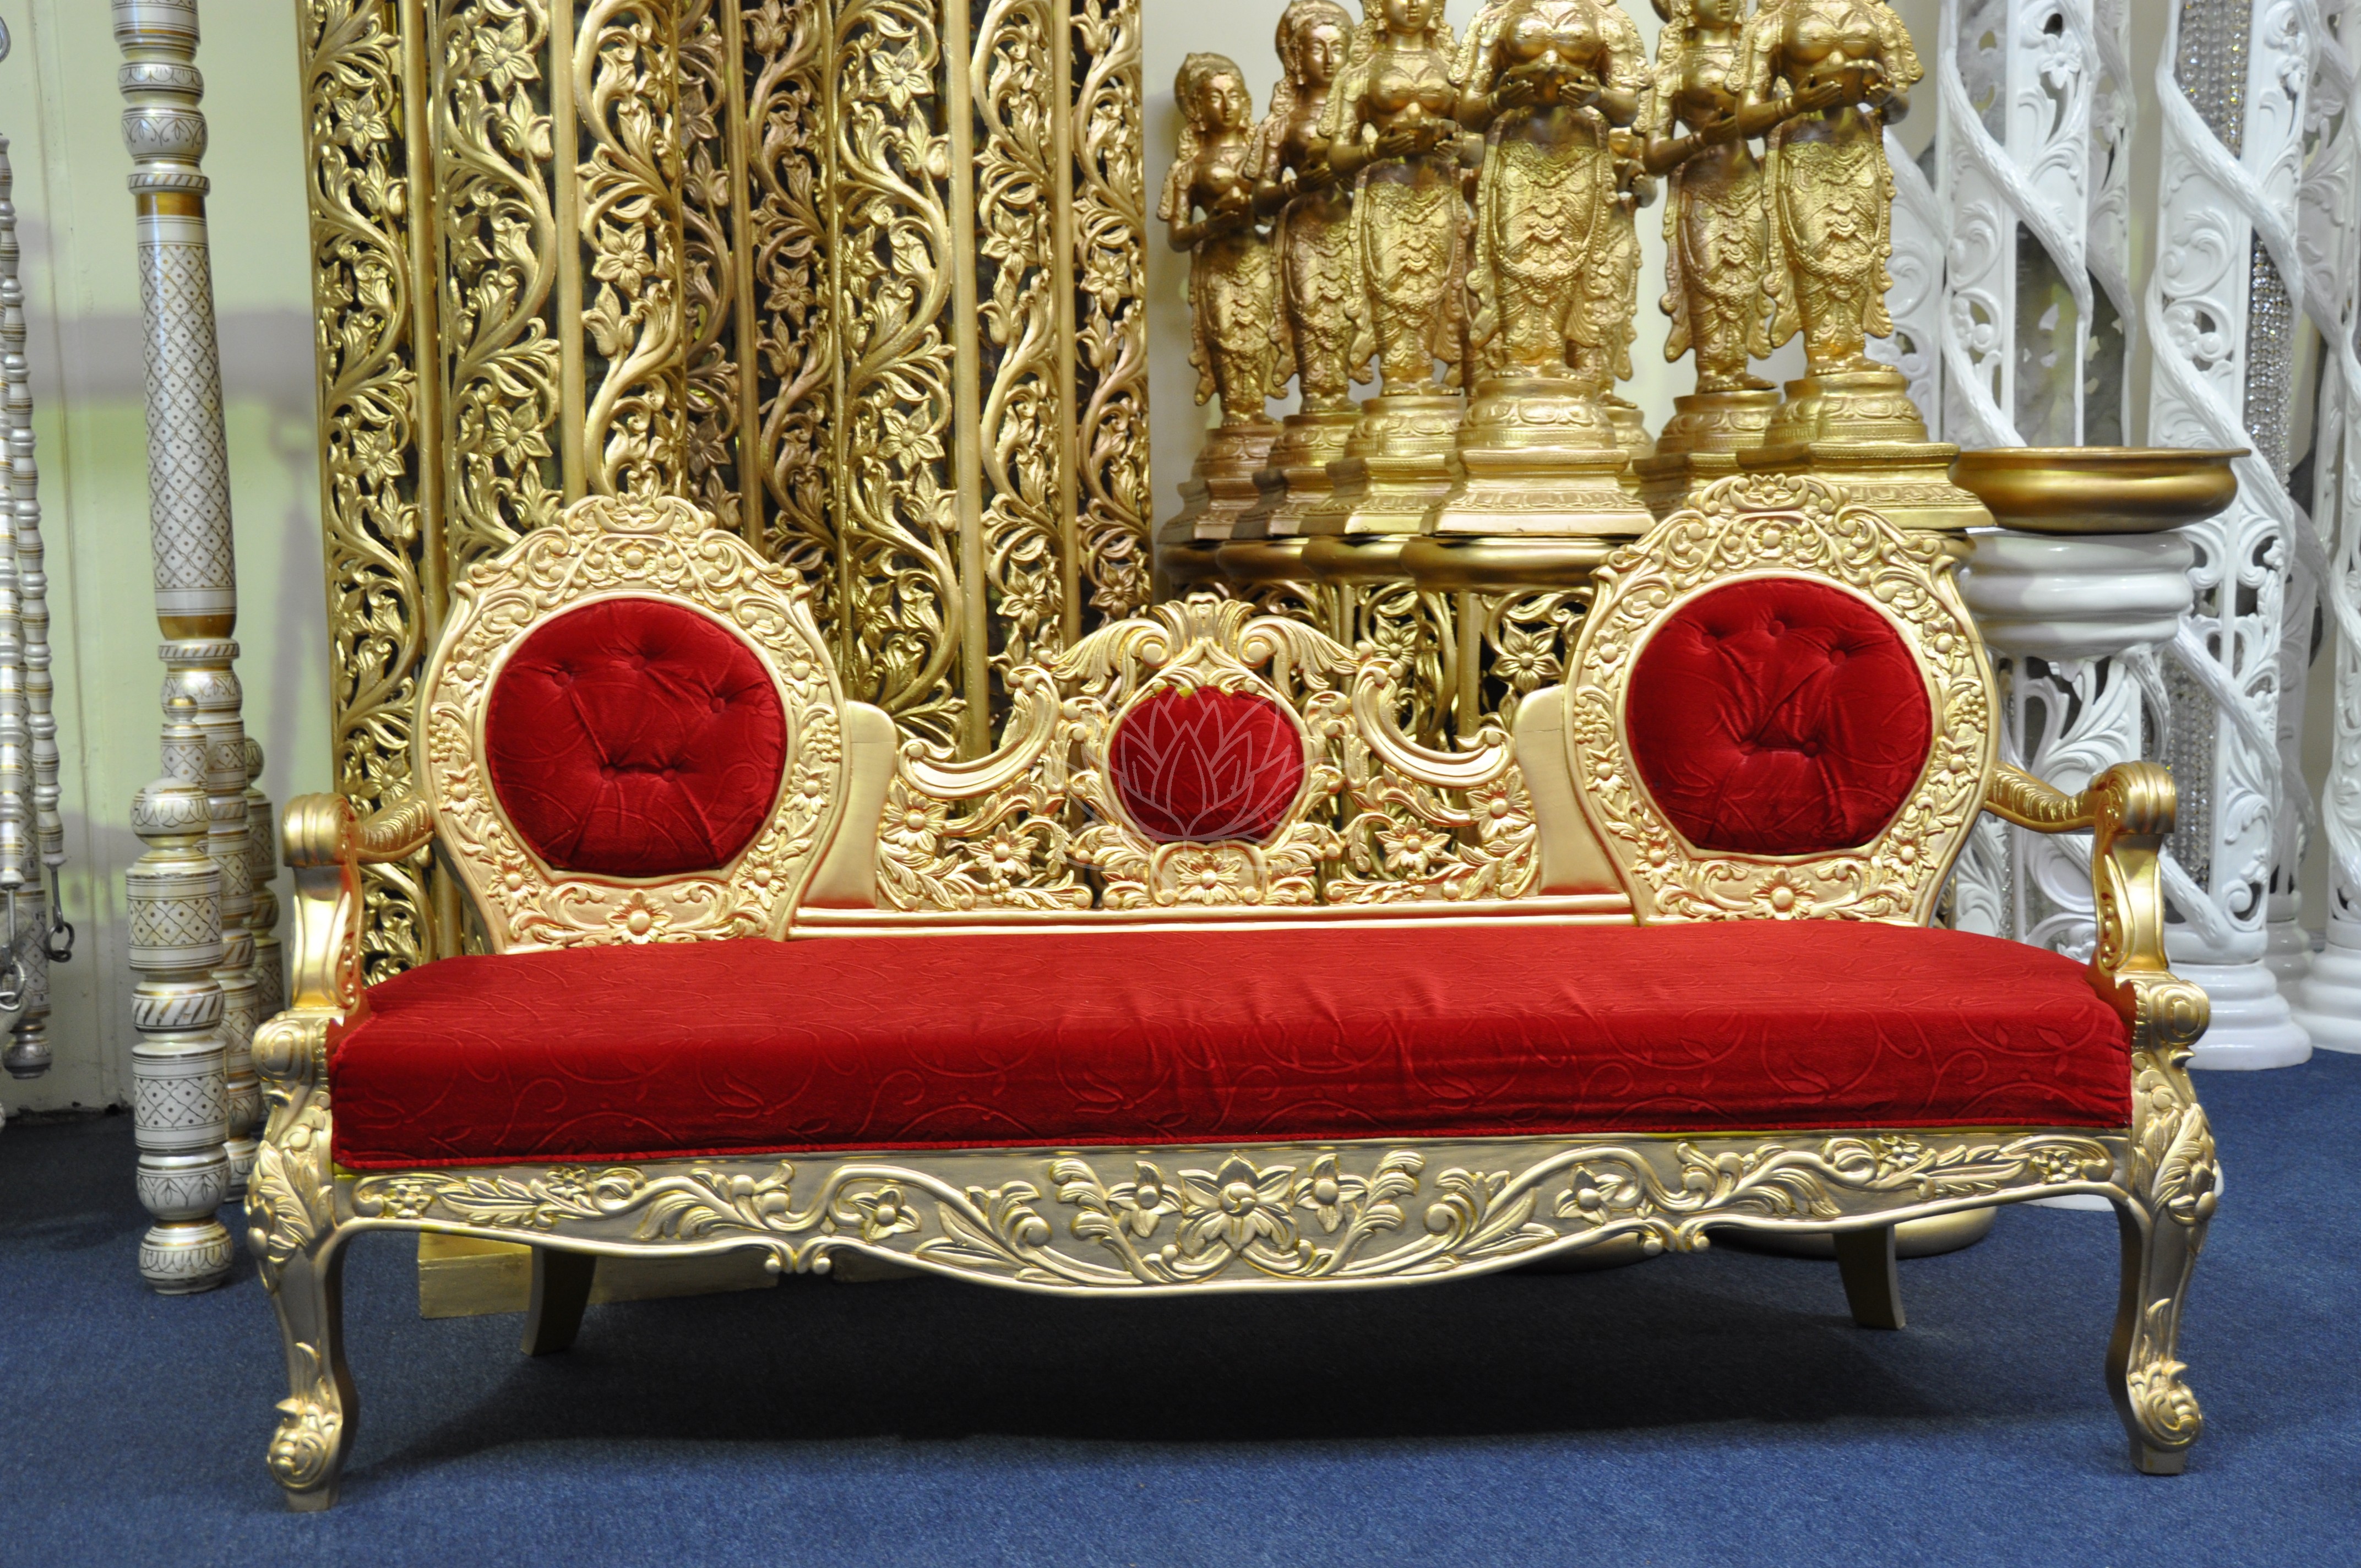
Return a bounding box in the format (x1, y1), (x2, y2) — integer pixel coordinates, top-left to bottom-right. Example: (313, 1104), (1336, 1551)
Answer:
(2146, 0), (2316, 1068)
(1930, 0), (2167, 961)
(2290, 0), (2361, 1049)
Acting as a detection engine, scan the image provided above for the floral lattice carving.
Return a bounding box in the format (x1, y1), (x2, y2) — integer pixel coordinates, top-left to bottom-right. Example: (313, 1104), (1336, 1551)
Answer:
(1565, 473), (1997, 923)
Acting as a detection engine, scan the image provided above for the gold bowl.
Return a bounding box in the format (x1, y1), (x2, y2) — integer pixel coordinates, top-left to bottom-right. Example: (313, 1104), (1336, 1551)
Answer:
(1949, 447), (2244, 534)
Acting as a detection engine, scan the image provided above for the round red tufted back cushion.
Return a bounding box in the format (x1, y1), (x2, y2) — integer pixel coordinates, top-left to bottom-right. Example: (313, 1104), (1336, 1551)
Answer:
(1626, 578), (1934, 856)
(485, 598), (789, 878)
(1108, 687), (1306, 843)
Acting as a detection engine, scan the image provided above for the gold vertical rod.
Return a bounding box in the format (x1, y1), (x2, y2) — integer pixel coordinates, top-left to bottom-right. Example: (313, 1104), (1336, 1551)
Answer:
(1051, 0), (1079, 650)
(552, 0), (586, 500)
(722, 0), (761, 544)
(945, 0), (989, 756)
(398, 0), (458, 959)
(824, 5), (853, 675)
(398, 0), (446, 634)
(1456, 591), (1480, 742)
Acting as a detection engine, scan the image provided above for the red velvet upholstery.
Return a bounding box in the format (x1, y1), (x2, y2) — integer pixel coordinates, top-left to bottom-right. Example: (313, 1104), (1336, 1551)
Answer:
(1628, 579), (1934, 855)
(485, 598), (788, 878)
(1108, 687), (1305, 843)
(329, 921), (2130, 1168)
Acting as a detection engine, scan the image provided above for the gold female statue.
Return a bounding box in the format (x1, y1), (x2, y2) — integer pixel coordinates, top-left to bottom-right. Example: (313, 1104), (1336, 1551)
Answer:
(1740, 0), (1919, 382)
(1452, 0), (1644, 388)
(1161, 53), (1287, 427)
(1223, 0), (1373, 586)
(1252, 0), (1370, 415)
(1415, 0), (1655, 549)
(1729, 0), (1983, 529)
(1158, 53), (1288, 578)
(1318, 0), (1465, 396)
(1635, 0), (1840, 486)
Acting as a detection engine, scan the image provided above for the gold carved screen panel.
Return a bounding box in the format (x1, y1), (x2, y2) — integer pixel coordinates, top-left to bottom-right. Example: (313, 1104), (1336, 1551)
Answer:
(296, 0), (1150, 976)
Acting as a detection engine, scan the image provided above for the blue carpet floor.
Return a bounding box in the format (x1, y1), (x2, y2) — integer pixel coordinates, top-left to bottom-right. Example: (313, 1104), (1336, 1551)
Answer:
(3, 1055), (2357, 1567)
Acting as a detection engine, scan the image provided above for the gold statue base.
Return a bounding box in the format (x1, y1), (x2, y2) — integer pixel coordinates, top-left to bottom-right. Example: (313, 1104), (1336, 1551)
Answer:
(1606, 396), (1655, 465)
(1742, 369), (1989, 532)
(1400, 532), (1619, 594)
(1159, 419), (1280, 586)
(1219, 409), (1362, 587)
(1303, 392), (1463, 585)
(1424, 375), (1655, 541)
(1635, 387), (1783, 516)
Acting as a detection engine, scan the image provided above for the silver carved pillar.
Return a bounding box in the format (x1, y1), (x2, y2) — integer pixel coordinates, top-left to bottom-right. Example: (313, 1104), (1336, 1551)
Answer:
(0, 47), (50, 1092)
(130, 696), (230, 1289)
(2146, 0), (2315, 1066)
(119, 0), (252, 1287)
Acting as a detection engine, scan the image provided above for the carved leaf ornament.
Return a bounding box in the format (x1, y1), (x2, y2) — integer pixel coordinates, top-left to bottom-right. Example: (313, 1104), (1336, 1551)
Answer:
(1566, 474), (1998, 923)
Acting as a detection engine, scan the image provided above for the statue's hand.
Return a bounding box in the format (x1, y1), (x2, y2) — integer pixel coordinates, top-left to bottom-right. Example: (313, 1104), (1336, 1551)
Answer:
(1790, 75), (1848, 113)
(1489, 72), (1541, 114)
(1688, 110), (1738, 146)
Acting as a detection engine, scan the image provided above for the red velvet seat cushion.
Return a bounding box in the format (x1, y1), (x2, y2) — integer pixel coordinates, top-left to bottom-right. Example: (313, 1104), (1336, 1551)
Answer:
(1108, 688), (1306, 843)
(1628, 578), (1934, 854)
(485, 598), (788, 877)
(328, 922), (2130, 1169)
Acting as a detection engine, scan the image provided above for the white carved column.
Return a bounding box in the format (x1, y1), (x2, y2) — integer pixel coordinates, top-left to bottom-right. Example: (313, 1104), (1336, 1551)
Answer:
(2147, 0), (2316, 1068)
(118, 0), (252, 1284)
(1937, 0), (2097, 448)
(2290, 0), (2361, 1049)
(1874, 127), (1946, 423)
(1933, 0), (2162, 952)
(1957, 535), (2196, 952)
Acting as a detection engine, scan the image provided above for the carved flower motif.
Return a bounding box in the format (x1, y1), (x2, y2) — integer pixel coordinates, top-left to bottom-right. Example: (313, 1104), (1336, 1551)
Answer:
(884, 780), (947, 854)
(847, 1185), (921, 1244)
(1295, 1154), (1357, 1234)
(611, 890), (672, 943)
(1755, 867), (1816, 918)
(868, 42), (931, 117)
(364, 1177), (440, 1222)
(1491, 627), (1560, 693)
(1378, 818), (1455, 876)
(1162, 844), (1249, 903)
(1180, 1157), (1297, 1255)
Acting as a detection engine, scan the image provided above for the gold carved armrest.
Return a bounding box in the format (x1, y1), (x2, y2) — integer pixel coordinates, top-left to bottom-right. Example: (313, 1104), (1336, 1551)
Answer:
(1982, 762), (2209, 1058)
(247, 791), (434, 1279)
(253, 792), (435, 1083)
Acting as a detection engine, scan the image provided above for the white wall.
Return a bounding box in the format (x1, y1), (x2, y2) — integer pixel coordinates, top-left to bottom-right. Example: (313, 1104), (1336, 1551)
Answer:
(4, 0), (329, 1117)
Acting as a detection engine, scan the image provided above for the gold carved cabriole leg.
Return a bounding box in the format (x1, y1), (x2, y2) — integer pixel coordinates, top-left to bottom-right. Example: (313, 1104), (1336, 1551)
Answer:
(2109, 985), (2219, 1474)
(247, 1008), (357, 1511)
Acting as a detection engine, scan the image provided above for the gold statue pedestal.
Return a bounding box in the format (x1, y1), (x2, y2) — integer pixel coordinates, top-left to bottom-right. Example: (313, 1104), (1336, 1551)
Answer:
(1739, 368), (1989, 532)
(1158, 419), (1279, 587)
(1635, 386), (1783, 517)
(1217, 409), (1362, 589)
(1302, 392), (1463, 584)
(1422, 377), (1653, 540)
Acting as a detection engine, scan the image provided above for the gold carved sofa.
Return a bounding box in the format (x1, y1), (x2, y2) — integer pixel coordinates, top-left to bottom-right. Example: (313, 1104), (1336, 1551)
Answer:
(248, 476), (2217, 1509)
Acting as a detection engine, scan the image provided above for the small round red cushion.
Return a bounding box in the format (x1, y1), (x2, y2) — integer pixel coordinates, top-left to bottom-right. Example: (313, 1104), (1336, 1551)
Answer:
(485, 598), (788, 877)
(1108, 687), (1305, 843)
(1627, 577), (1933, 856)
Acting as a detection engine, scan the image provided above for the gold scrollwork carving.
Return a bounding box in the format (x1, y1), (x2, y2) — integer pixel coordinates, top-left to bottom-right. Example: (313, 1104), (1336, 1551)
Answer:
(576, 0), (689, 496)
(1566, 473), (1996, 923)
(1069, 0), (1151, 622)
(746, 0), (840, 641)
(678, 0), (745, 528)
(342, 1126), (2125, 1291)
(300, 0), (437, 982)
(436, 0), (564, 567)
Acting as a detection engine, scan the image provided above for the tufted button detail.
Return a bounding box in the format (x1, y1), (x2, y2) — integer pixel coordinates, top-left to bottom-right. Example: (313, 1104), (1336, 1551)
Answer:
(487, 598), (791, 877)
